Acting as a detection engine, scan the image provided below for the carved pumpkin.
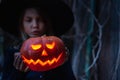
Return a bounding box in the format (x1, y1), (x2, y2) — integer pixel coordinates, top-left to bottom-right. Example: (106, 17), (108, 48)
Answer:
(20, 36), (67, 71)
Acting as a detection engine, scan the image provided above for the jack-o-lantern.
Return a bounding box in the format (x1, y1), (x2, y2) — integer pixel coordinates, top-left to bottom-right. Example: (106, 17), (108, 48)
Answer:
(20, 36), (68, 71)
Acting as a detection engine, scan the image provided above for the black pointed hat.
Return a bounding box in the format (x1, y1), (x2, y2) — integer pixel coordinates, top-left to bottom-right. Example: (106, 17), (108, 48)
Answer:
(0, 0), (74, 37)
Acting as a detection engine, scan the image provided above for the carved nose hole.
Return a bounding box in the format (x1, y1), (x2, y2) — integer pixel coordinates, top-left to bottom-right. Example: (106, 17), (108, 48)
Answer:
(41, 50), (48, 56)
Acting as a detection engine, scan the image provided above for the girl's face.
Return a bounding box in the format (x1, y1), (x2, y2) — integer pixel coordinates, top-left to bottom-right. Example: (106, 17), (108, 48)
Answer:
(23, 8), (46, 37)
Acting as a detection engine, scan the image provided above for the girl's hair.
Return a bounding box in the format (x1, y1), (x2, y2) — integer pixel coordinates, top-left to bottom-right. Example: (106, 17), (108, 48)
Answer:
(18, 7), (53, 41)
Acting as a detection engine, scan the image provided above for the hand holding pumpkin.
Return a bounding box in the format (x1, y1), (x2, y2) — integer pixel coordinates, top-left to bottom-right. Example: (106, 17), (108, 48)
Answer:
(13, 52), (30, 72)
(20, 36), (68, 71)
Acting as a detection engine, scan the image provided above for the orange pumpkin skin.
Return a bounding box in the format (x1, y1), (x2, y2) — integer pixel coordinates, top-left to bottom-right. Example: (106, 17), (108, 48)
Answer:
(20, 36), (67, 71)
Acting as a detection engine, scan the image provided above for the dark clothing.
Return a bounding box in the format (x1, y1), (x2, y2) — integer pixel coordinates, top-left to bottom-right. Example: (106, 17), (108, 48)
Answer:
(2, 40), (76, 80)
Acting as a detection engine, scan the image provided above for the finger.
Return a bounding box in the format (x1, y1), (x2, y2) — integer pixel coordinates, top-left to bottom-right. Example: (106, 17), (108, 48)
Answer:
(14, 52), (21, 56)
(20, 61), (30, 72)
(13, 55), (19, 67)
(19, 61), (24, 70)
(14, 56), (22, 70)
(14, 52), (21, 63)
(24, 66), (29, 72)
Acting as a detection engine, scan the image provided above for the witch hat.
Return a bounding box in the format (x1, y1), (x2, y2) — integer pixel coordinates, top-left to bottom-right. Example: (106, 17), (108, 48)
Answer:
(0, 0), (74, 37)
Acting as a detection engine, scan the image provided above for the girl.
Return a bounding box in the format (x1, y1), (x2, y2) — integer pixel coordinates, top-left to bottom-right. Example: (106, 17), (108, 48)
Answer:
(1, 0), (75, 80)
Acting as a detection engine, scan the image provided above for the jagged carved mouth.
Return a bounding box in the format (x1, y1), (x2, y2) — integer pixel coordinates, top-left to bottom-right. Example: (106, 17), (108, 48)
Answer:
(22, 53), (63, 66)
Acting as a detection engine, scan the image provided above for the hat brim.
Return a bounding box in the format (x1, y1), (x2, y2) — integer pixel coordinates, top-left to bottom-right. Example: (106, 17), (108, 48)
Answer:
(0, 0), (74, 37)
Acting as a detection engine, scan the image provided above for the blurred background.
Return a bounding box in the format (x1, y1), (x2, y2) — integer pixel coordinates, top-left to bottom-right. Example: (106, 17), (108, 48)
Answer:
(0, 0), (120, 80)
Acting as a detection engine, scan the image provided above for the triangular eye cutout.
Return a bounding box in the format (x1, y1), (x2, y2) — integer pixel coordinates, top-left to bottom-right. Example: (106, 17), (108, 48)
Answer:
(31, 44), (42, 50)
(46, 42), (55, 49)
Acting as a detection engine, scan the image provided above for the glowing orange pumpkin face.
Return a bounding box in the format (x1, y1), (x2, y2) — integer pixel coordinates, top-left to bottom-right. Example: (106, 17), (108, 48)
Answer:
(20, 36), (67, 71)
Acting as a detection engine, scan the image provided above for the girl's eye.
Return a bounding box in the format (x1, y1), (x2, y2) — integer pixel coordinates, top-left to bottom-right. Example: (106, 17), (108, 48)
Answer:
(36, 16), (44, 22)
(25, 18), (32, 22)
(36, 18), (42, 22)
